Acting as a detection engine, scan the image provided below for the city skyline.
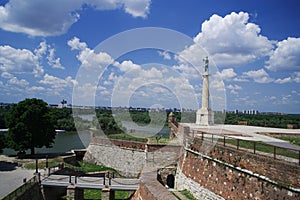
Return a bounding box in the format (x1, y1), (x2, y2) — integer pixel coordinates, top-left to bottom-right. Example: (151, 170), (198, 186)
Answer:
(0, 0), (299, 113)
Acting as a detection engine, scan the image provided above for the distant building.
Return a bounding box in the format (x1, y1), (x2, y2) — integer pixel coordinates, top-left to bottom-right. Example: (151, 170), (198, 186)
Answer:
(58, 99), (68, 108)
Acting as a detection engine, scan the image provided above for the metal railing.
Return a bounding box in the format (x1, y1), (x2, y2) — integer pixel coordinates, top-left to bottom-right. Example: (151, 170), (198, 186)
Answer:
(193, 132), (300, 165)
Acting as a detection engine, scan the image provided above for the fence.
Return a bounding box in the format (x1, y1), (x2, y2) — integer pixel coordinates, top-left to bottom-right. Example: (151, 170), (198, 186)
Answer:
(2, 176), (38, 200)
(193, 132), (300, 165)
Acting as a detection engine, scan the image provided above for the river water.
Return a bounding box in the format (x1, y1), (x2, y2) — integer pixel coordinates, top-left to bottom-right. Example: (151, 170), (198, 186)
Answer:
(1, 131), (91, 155)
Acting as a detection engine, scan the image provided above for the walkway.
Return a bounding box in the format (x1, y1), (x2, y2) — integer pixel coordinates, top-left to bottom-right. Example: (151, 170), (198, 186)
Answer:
(186, 123), (300, 151)
(41, 174), (139, 190)
(0, 163), (35, 199)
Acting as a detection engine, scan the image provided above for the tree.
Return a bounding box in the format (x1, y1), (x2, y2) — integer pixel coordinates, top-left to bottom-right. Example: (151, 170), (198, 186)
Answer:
(7, 98), (56, 155)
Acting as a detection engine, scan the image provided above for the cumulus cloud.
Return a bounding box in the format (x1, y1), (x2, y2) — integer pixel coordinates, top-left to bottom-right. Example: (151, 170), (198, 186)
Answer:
(216, 68), (237, 81)
(243, 68), (273, 83)
(47, 48), (65, 69)
(0, 44), (43, 76)
(266, 37), (300, 71)
(8, 76), (29, 86)
(1, 71), (13, 79)
(179, 12), (274, 67)
(158, 50), (171, 60)
(0, 0), (151, 36)
(68, 37), (114, 68)
(39, 74), (76, 89)
(114, 60), (141, 72)
(274, 77), (292, 84)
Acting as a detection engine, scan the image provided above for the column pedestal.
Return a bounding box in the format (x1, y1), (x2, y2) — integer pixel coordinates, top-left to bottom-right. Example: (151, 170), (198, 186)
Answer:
(196, 108), (214, 125)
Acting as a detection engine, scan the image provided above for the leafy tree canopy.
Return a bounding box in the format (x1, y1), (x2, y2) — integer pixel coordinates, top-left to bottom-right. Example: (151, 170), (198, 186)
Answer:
(7, 98), (56, 155)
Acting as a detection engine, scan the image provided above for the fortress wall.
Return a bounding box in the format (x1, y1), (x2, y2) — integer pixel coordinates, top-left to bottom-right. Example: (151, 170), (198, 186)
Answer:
(191, 138), (300, 188)
(84, 137), (182, 177)
(176, 139), (300, 200)
(84, 143), (146, 177)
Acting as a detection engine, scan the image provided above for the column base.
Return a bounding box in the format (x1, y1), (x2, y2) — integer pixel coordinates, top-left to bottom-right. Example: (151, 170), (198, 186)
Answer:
(196, 109), (214, 125)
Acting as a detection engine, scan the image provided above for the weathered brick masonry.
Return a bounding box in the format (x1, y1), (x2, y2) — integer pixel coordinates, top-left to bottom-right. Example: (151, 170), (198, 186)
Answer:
(177, 138), (300, 199)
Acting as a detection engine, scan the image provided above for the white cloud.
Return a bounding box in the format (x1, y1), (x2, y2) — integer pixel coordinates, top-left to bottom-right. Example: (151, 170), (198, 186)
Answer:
(39, 74), (76, 89)
(8, 77), (29, 86)
(227, 84), (242, 90)
(67, 37), (87, 51)
(243, 68), (273, 83)
(227, 84), (242, 95)
(274, 77), (292, 84)
(158, 50), (171, 60)
(27, 86), (45, 91)
(0, 0), (151, 36)
(68, 37), (114, 68)
(294, 72), (300, 83)
(47, 48), (65, 69)
(114, 60), (141, 72)
(122, 0), (151, 18)
(216, 68), (237, 81)
(266, 37), (300, 71)
(180, 12), (274, 67)
(1, 71), (13, 78)
(0, 45), (43, 76)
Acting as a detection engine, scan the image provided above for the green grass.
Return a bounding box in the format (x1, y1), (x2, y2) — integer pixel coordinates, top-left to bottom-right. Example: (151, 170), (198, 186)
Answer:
(108, 133), (148, 143)
(65, 161), (119, 174)
(181, 189), (197, 200)
(23, 159), (120, 175)
(276, 136), (300, 146)
(84, 189), (133, 200)
(23, 157), (64, 169)
(219, 138), (299, 159)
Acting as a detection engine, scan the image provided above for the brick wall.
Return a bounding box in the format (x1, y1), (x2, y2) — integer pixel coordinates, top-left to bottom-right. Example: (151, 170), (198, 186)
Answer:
(190, 138), (300, 188)
(176, 138), (300, 199)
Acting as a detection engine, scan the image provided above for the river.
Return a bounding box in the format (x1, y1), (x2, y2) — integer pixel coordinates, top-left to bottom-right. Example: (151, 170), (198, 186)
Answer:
(1, 131), (91, 155)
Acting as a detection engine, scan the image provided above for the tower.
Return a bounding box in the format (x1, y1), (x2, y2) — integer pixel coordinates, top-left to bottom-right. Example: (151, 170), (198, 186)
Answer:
(196, 57), (214, 125)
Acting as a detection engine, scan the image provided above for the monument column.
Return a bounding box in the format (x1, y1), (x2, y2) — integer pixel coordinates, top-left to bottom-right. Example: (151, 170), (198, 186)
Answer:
(196, 57), (214, 125)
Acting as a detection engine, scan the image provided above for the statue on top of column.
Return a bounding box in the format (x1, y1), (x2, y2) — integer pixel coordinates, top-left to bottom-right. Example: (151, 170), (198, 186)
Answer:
(203, 56), (209, 72)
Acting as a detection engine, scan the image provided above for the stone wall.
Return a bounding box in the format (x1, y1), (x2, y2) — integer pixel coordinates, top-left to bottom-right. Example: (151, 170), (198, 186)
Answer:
(84, 142), (146, 177)
(84, 137), (182, 177)
(176, 139), (300, 199)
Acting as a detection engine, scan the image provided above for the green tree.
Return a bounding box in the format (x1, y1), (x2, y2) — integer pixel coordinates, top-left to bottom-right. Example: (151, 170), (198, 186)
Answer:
(7, 98), (56, 155)
(0, 134), (6, 153)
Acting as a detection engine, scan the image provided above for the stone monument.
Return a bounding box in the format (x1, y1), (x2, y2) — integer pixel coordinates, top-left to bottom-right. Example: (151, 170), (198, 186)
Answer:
(196, 57), (214, 125)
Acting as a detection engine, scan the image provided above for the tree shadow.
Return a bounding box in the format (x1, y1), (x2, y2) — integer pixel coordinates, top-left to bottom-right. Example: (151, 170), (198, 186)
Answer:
(0, 161), (18, 171)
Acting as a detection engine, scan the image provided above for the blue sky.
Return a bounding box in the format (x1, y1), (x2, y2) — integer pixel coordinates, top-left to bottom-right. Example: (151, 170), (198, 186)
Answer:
(0, 0), (299, 113)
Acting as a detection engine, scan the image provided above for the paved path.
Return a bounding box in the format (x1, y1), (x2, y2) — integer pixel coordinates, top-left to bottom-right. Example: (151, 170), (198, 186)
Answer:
(0, 167), (35, 198)
(186, 123), (300, 151)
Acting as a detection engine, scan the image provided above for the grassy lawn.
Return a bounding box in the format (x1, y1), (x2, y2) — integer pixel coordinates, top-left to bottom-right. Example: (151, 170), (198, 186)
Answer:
(23, 158), (119, 175)
(108, 133), (148, 143)
(276, 136), (300, 146)
(84, 189), (133, 200)
(23, 157), (64, 169)
(181, 189), (197, 200)
(219, 138), (299, 159)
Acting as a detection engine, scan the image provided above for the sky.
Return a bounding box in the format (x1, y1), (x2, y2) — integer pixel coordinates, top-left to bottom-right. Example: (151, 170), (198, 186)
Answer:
(0, 0), (299, 114)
